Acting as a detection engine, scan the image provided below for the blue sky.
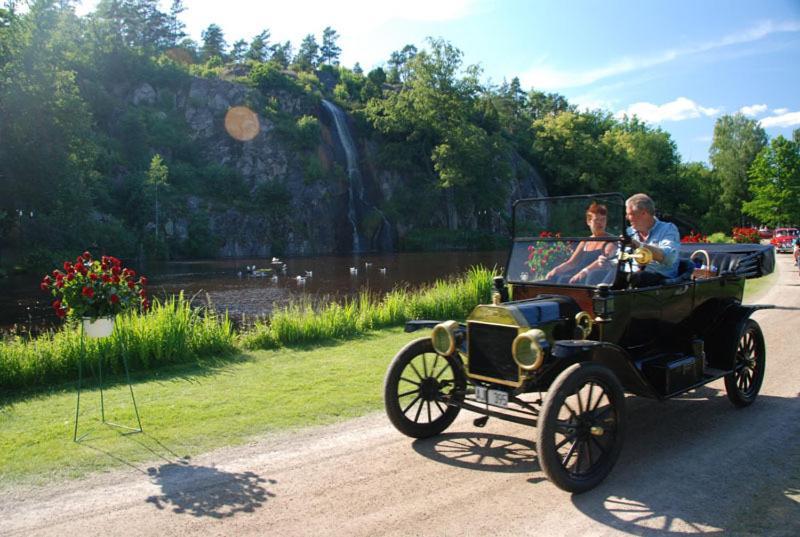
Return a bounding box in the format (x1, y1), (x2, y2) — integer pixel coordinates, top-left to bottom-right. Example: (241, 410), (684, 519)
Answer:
(77, 0), (800, 163)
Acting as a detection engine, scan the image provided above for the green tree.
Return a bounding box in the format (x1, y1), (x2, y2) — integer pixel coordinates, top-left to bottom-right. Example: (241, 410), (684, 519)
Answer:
(366, 38), (511, 229)
(386, 44), (417, 83)
(146, 154), (169, 243)
(247, 29), (270, 62)
(200, 23), (226, 61)
(677, 161), (724, 232)
(230, 39), (247, 63)
(0, 0), (99, 258)
(269, 40), (292, 68)
(530, 110), (616, 194)
(709, 113), (767, 226)
(319, 26), (341, 65)
(743, 136), (800, 226)
(293, 33), (318, 70)
(166, 0), (186, 46)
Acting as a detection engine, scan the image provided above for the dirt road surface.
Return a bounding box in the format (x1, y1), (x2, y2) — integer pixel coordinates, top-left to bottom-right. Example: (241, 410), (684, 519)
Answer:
(2, 257), (799, 536)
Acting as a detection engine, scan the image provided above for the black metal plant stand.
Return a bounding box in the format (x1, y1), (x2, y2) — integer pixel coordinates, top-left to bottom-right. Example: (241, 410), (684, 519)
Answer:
(73, 319), (143, 442)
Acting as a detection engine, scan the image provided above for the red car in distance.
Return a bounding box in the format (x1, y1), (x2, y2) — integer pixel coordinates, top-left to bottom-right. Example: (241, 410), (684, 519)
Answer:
(770, 227), (799, 253)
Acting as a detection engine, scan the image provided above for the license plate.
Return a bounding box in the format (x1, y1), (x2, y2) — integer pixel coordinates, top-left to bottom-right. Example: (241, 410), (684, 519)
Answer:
(474, 386), (509, 407)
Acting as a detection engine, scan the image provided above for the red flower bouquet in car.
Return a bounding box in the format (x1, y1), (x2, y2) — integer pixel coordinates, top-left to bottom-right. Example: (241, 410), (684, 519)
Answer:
(40, 252), (149, 325)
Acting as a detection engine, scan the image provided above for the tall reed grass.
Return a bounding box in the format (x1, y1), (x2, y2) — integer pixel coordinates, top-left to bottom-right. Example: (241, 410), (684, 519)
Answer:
(1, 267), (495, 392)
(0, 294), (236, 392)
(241, 266), (495, 349)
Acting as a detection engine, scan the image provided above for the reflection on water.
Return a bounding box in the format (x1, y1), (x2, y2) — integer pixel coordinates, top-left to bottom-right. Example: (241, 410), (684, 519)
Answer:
(1, 251), (507, 332)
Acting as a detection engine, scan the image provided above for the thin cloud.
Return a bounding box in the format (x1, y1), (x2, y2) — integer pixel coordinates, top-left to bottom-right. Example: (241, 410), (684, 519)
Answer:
(615, 97), (720, 123)
(760, 111), (800, 128)
(739, 104), (768, 117)
(773, 107), (789, 115)
(521, 19), (800, 90)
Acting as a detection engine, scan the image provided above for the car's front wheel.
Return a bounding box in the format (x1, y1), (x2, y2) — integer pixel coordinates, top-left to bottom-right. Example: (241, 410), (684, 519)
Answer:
(724, 319), (765, 407)
(536, 362), (626, 494)
(384, 337), (466, 438)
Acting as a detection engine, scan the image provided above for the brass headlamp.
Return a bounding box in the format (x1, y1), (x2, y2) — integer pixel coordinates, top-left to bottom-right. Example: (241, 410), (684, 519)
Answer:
(511, 329), (548, 371)
(431, 320), (459, 355)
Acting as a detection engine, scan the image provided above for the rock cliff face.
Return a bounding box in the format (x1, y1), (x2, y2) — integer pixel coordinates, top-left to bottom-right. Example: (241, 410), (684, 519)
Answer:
(126, 75), (547, 257)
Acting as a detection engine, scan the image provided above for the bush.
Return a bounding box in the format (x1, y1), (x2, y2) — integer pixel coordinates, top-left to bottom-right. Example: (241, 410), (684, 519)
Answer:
(732, 227), (760, 244)
(707, 232), (734, 244)
(0, 294), (235, 392)
(294, 115), (321, 150)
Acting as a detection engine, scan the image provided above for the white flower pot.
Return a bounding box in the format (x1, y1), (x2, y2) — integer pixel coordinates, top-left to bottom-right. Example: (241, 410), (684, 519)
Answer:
(83, 316), (115, 338)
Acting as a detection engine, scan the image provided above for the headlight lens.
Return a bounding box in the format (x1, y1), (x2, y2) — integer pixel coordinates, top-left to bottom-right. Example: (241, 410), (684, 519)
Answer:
(512, 329), (547, 370)
(431, 320), (459, 355)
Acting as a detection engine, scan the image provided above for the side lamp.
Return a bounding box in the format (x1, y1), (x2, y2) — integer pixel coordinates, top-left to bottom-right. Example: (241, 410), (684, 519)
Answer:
(592, 283), (614, 322)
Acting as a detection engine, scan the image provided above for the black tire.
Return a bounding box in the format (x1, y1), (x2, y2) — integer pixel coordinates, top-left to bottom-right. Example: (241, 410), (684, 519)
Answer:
(384, 337), (466, 438)
(724, 319), (766, 407)
(536, 362), (626, 494)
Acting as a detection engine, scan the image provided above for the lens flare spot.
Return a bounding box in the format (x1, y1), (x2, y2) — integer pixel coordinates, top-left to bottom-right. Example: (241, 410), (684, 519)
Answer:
(225, 106), (260, 141)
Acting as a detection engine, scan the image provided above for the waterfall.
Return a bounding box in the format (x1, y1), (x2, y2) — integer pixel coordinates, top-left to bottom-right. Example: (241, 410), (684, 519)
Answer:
(321, 99), (364, 253)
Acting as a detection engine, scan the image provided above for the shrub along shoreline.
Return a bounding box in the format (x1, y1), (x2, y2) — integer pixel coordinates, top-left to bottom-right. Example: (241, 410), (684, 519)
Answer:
(1, 267), (494, 393)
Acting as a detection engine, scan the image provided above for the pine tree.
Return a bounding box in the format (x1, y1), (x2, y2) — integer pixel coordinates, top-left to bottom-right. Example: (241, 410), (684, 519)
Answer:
(247, 29), (270, 62)
(293, 33), (318, 70)
(200, 23), (226, 61)
(319, 26), (341, 65)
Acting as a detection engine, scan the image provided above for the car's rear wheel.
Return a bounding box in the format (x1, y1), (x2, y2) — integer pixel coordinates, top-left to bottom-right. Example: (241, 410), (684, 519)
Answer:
(724, 319), (765, 407)
(537, 363), (625, 494)
(384, 337), (466, 438)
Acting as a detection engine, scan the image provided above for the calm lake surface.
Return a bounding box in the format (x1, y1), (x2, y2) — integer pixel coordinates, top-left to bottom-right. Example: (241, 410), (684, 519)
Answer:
(1, 251), (507, 332)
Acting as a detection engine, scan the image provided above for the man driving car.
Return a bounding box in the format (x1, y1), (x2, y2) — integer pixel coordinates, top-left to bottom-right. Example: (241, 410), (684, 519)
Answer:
(618, 193), (680, 287)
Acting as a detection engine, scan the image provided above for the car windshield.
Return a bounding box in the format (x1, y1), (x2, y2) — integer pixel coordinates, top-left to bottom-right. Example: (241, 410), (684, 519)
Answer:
(777, 229), (799, 237)
(507, 194), (626, 287)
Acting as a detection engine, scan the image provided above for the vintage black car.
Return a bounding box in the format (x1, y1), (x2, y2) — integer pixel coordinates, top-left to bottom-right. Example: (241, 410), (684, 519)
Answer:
(383, 193), (775, 493)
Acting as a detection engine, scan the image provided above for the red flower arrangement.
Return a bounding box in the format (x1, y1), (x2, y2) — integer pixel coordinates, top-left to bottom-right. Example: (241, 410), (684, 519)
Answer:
(732, 227), (760, 244)
(41, 251), (149, 320)
(681, 231), (708, 243)
(525, 232), (574, 279)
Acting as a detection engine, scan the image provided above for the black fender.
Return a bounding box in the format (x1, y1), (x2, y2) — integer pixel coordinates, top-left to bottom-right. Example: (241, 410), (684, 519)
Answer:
(550, 340), (658, 398)
(705, 304), (771, 370)
(404, 320), (443, 332)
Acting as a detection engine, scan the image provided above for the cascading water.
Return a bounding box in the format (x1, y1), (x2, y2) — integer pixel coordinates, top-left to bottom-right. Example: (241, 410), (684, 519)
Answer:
(321, 99), (364, 253)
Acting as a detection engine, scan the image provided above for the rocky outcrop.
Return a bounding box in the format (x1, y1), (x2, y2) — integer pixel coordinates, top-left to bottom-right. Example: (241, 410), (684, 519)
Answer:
(126, 74), (546, 257)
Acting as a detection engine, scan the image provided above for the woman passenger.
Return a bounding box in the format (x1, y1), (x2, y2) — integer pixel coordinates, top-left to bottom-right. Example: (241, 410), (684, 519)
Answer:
(545, 202), (617, 284)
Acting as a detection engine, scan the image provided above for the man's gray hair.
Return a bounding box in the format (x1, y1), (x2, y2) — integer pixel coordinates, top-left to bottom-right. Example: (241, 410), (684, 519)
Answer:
(626, 193), (655, 215)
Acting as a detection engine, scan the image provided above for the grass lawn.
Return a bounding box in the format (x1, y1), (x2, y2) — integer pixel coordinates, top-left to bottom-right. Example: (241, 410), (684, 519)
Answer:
(0, 328), (419, 487)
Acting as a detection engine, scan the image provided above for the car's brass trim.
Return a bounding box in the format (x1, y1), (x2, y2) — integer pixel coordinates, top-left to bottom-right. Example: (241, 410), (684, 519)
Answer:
(575, 311), (594, 339)
(466, 372), (525, 388)
(465, 320), (527, 388)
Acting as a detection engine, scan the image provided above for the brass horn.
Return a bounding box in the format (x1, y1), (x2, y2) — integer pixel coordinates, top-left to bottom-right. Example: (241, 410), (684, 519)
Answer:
(619, 247), (653, 265)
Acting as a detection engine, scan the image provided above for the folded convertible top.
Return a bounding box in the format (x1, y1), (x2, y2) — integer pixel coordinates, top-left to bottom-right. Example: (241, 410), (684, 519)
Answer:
(679, 243), (775, 279)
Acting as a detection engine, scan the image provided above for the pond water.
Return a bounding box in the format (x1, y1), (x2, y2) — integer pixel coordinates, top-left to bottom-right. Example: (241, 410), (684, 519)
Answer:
(1, 250), (507, 333)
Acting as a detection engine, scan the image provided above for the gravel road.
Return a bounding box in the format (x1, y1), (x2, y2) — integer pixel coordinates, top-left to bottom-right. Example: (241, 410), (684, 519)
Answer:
(2, 257), (799, 536)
